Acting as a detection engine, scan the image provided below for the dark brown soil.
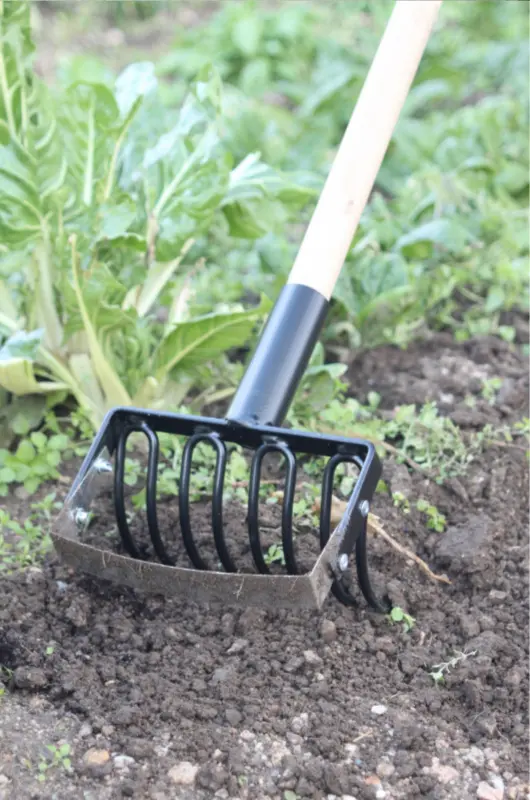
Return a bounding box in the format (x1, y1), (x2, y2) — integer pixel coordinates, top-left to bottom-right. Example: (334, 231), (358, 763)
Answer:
(1, 331), (528, 800)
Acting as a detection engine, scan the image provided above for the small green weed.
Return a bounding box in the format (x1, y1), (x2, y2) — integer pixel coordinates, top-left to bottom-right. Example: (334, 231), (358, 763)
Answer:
(392, 492), (410, 513)
(429, 649), (477, 684)
(0, 432), (70, 496)
(480, 376), (503, 405)
(387, 606), (416, 633)
(34, 744), (72, 783)
(415, 499), (447, 532)
(264, 544), (285, 567)
(0, 493), (60, 572)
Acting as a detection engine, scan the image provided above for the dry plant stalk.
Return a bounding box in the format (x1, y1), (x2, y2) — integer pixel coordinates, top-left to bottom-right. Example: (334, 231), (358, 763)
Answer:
(317, 495), (451, 586)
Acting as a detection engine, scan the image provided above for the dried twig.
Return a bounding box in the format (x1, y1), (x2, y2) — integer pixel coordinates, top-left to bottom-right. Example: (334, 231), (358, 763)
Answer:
(368, 513), (451, 585)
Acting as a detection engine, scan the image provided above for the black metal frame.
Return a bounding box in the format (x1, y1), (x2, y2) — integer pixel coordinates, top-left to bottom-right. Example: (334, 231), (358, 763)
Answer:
(67, 405), (390, 612)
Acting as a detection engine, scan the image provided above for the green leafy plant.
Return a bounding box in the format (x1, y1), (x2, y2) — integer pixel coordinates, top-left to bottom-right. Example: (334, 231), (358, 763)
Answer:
(0, 492), (59, 571)
(0, 2), (316, 431)
(415, 499), (447, 532)
(387, 606), (416, 633)
(263, 543), (285, 567)
(0, 431), (70, 495)
(480, 376), (503, 405)
(34, 743), (72, 783)
(392, 492), (410, 513)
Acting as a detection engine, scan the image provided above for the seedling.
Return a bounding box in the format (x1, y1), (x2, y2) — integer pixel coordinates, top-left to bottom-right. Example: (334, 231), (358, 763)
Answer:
(392, 492), (410, 513)
(387, 606), (415, 632)
(428, 649), (477, 684)
(480, 376), (503, 405)
(264, 544), (286, 566)
(415, 499), (446, 532)
(35, 744), (72, 783)
(0, 494), (60, 572)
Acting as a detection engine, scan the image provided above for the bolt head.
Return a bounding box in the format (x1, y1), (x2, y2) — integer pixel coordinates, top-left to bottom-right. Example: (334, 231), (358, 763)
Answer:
(359, 500), (370, 518)
(338, 553), (349, 571)
(73, 508), (90, 527)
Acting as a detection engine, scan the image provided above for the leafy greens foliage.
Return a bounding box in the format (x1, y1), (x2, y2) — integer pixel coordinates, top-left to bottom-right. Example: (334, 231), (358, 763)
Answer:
(0, 1), (315, 430)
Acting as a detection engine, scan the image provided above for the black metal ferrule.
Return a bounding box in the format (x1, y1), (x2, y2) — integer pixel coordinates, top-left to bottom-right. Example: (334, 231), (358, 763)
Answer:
(226, 283), (329, 427)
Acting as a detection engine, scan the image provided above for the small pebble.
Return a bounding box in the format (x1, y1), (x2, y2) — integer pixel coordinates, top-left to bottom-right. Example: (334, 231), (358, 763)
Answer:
(377, 761), (395, 778)
(226, 638), (248, 655)
(291, 712), (309, 735)
(477, 781), (503, 800)
(83, 749), (110, 768)
(167, 761), (198, 786)
(431, 761), (459, 784)
(79, 723), (92, 738)
(488, 590), (507, 603)
(320, 619), (337, 643)
(303, 649), (323, 666)
(462, 746), (485, 768)
(113, 755), (135, 770)
(371, 704), (387, 716)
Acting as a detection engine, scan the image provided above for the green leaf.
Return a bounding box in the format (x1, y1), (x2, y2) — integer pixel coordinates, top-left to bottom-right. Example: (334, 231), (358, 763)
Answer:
(97, 202), (137, 240)
(24, 476), (40, 495)
(0, 467), (16, 483)
(115, 62), (157, 118)
(396, 219), (474, 258)
(0, 330), (42, 361)
(231, 13), (263, 58)
(0, 356), (67, 395)
(16, 440), (36, 464)
(70, 238), (132, 409)
(153, 297), (271, 379)
(30, 431), (47, 450)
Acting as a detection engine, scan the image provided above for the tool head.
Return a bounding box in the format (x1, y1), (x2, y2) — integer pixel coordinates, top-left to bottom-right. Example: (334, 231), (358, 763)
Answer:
(52, 406), (390, 611)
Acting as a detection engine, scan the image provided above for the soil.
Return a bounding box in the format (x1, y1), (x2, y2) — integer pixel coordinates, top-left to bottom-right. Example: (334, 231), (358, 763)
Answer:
(1, 330), (529, 800)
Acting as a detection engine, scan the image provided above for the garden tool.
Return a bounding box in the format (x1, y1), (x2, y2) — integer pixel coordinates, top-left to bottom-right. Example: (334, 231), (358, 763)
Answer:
(52, 0), (442, 610)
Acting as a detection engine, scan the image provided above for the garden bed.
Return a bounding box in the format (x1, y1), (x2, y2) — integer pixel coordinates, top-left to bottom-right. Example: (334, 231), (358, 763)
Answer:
(1, 330), (528, 800)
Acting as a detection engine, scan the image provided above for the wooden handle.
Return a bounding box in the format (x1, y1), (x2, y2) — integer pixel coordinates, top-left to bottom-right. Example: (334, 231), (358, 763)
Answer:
(287, 0), (442, 299)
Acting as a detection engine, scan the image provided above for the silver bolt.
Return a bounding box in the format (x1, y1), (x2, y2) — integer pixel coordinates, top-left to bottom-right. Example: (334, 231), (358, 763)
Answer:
(359, 500), (370, 518)
(338, 553), (349, 572)
(94, 457), (113, 474)
(73, 508), (90, 527)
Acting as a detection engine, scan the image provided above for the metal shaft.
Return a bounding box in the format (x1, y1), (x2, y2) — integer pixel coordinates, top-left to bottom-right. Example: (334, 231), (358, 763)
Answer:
(226, 284), (329, 427)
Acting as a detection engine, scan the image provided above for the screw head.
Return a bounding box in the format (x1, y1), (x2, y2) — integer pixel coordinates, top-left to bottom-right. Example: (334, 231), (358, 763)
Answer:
(338, 553), (349, 571)
(359, 500), (370, 518)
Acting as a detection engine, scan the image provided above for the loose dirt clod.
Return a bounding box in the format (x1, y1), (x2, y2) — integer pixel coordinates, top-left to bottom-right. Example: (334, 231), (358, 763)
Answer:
(167, 762), (199, 786)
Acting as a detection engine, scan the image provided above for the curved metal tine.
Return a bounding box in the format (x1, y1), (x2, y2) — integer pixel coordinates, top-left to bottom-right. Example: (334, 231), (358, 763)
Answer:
(248, 442), (298, 575)
(319, 453), (361, 606)
(113, 426), (142, 559)
(319, 453), (349, 548)
(179, 433), (210, 570)
(141, 422), (176, 566)
(356, 517), (392, 613)
(248, 444), (271, 574)
(276, 443), (298, 575)
(209, 433), (237, 572)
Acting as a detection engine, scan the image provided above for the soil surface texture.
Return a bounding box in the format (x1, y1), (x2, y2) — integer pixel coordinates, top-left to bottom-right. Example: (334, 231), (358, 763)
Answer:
(1, 331), (528, 800)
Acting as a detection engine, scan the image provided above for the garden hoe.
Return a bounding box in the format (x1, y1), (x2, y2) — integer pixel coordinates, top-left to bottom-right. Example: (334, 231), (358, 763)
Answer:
(52, 0), (442, 611)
